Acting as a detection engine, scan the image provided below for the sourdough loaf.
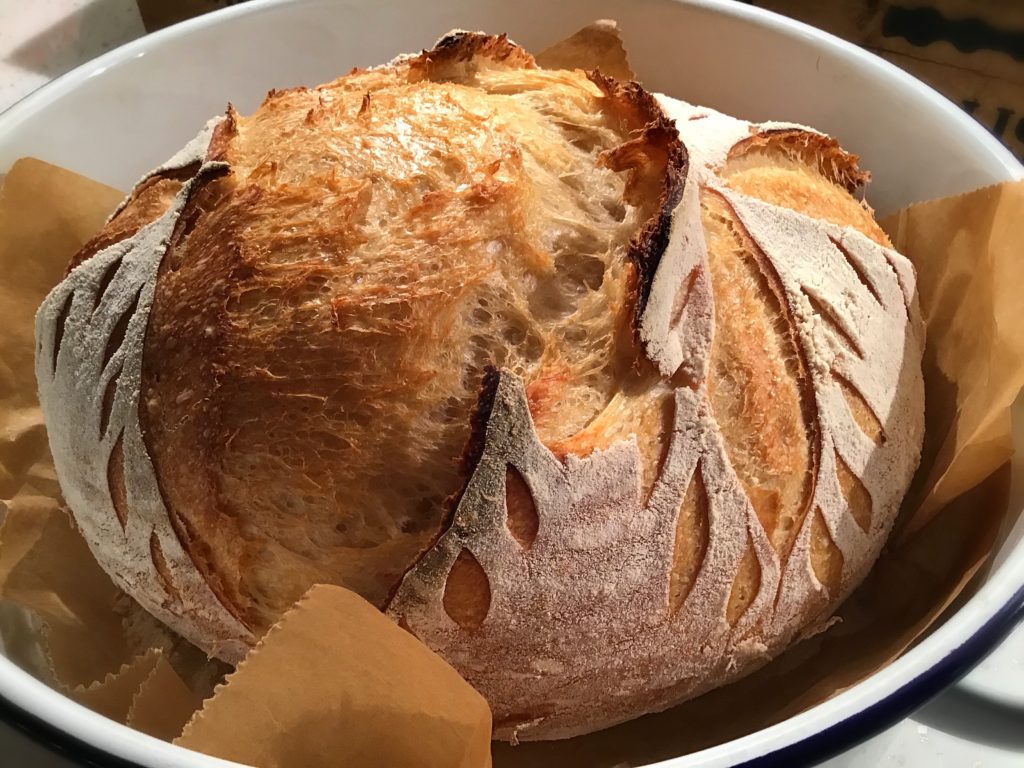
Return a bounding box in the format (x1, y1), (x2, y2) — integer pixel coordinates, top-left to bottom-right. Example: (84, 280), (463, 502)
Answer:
(35, 31), (924, 740)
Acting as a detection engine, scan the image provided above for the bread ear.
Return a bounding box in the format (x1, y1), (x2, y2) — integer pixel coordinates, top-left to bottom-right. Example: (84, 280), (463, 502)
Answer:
(409, 30), (537, 81)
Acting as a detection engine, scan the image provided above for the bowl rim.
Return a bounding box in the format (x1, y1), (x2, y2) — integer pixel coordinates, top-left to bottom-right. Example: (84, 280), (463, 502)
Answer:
(1, 585), (1021, 768)
(0, 0), (1022, 766)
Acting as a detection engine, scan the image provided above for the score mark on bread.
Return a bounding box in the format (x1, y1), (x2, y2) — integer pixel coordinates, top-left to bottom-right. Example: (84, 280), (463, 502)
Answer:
(35, 29), (924, 741)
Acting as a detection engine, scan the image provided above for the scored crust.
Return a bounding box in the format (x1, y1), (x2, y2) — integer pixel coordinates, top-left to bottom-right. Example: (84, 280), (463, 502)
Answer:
(35, 144), (253, 662)
(36, 31), (924, 739)
(388, 97), (924, 740)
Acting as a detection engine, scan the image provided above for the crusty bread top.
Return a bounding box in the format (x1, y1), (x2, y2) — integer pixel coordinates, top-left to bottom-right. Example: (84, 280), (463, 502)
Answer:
(36, 31), (924, 741)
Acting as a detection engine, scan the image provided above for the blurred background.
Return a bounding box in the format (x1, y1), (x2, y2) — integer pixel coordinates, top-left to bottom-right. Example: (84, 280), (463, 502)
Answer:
(0, 1), (1021, 160)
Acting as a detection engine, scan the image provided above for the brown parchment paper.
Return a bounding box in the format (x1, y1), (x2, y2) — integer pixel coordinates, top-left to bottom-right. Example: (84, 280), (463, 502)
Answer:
(1, 24), (1024, 768)
(885, 180), (1024, 535)
(0, 497), (131, 688)
(176, 585), (492, 768)
(127, 652), (205, 741)
(74, 649), (165, 724)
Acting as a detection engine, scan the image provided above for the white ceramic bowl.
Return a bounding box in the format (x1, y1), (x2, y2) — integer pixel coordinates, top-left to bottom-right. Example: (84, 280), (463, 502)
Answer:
(1, 1), (1022, 766)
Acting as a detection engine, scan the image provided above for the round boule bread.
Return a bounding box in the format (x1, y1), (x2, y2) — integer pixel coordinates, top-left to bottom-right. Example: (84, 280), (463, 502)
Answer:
(35, 32), (924, 741)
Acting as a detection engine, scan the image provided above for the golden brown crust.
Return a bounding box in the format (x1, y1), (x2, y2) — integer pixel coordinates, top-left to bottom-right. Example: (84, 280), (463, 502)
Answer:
(413, 30), (537, 78)
(113, 34), (677, 631)
(724, 130), (888, 246)
(729, 129), (870, 193)
(206, 105), (239, 162)
(48, 30), (923, 741)
(700, 188), (817, 563)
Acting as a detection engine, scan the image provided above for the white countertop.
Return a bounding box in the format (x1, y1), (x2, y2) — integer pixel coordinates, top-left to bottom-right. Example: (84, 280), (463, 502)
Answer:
(0, 1), (1021, 766)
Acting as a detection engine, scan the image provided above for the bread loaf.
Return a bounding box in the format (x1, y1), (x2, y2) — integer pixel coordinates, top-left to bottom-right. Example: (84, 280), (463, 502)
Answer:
(35, 31), (924, 740)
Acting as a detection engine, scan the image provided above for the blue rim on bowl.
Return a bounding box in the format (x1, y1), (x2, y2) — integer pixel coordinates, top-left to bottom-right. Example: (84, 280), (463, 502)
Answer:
(739, 584), (1024, 767)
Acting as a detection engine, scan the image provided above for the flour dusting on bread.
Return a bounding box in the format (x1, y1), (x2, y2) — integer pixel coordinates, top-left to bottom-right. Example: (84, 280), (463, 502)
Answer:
(36, 133), (253, 662)
(35, 29), (924, 740)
